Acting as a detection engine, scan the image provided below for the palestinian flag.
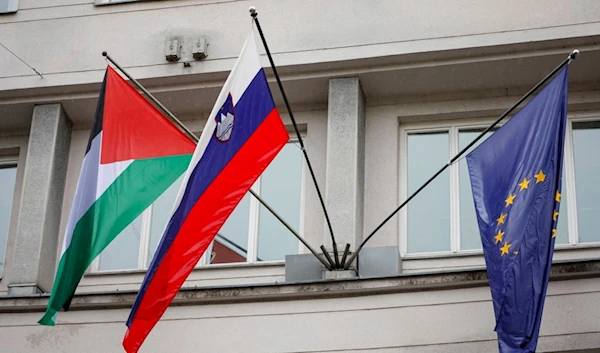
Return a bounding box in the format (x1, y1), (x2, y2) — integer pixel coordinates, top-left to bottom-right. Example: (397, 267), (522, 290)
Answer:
(39, 66), (195, 325)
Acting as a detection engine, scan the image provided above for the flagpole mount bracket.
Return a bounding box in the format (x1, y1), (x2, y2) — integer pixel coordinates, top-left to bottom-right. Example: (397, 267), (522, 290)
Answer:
(570, 49), (580, 60)
(249, 6), (257, 17)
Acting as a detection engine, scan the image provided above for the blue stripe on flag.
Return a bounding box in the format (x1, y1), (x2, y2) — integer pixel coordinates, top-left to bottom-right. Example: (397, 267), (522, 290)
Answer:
(127, 69), (275, 326)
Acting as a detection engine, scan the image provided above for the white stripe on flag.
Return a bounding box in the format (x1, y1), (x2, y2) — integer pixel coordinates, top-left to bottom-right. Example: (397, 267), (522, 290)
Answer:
(168, 31), (263, 216)
(61, 133), (101, 256)
(97, 159), (133, 199)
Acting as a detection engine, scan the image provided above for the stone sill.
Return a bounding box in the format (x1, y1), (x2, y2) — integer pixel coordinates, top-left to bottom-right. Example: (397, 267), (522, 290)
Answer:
(1, 258), (599, 313)
(84, 259), (285, 276)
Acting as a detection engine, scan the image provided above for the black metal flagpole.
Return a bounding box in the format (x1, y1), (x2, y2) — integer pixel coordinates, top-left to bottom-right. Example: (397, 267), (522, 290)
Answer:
(249, 7), (341, 268)
(343, 49), (580, 270)
(101, 52), (333, 271)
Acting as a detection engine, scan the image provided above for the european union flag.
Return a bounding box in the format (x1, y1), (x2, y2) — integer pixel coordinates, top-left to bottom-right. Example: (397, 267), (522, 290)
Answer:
(466, 68), (568, 353)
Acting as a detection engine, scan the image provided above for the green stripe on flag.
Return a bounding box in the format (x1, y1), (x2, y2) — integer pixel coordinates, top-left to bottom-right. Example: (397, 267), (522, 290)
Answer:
(39, 154), (191, 325)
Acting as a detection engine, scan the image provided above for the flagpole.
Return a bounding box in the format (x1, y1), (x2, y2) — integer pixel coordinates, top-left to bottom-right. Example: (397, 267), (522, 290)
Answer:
(101, 52), (333, 271)
(249, 7), (341, 268)
(343, 49), (580, 270)
(101, 52), (196, 142)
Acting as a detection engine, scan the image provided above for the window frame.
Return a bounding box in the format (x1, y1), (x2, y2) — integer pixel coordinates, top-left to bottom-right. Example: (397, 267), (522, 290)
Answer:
(399, 113), (600, 259)
(0, 0), (18, 14)
(0, 156), (18, 166)
(91, 140), (306, 273)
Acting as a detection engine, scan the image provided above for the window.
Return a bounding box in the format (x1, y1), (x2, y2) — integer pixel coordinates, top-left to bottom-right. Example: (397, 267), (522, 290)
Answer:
(400, 117), (598, 257)
(569, 120), (600, 243)
(0, 158), (17, 276)
(0, 0), (18, 14)
(406, 131), (450, 253)
(94, 142), (303, 271)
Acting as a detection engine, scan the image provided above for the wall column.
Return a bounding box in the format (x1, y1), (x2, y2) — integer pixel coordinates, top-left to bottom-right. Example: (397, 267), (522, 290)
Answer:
(8, 104), (71, 295)
(324, 77), (366, 252)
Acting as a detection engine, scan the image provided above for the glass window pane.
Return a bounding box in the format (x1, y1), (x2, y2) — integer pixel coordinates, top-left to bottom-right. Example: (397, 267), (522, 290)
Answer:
(459, 129), (494, 250)
(211, 194), (250, 264)
(407, 132), (450, 253)
(148, 175), (184, 262)
(0, 166), (17, 276)
(257, 143), (302, 261)
(98, 215), (142, 271)
(573, 121), (600, 243)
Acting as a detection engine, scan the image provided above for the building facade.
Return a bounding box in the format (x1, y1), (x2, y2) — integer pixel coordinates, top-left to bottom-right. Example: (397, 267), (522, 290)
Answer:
(1, 0), (600, 352)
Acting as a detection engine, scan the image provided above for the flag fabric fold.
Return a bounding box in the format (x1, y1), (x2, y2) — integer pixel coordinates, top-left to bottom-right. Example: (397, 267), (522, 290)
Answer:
(466, 68), (569, 353)
(38, 66), (195, 326)
(123, 31), (289, 353)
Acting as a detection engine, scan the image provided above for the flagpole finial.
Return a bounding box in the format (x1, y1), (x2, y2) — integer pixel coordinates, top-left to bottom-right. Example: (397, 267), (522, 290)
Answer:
(102, 51), (107, 57)
(249, 6), (257, 17)
(570, 49), (580, 60)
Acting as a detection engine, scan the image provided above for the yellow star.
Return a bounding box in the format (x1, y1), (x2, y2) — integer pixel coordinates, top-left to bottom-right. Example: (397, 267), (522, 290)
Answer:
(497, 213), (507, 225)
(552, 229), (557, 238)
(500, 242), (512, 256)
(555, 190), (561, 202)
(518, 177), (530, 191)
(494, 230), (505, 244)
(505, 194), (516, 207)
(553, 210), (559, 222)
(534, 170), (546, 183)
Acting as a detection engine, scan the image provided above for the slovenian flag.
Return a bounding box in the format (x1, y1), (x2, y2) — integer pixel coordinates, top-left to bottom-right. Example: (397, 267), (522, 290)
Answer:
(38, 66), (196, 326)
(123, 32), (289, 352)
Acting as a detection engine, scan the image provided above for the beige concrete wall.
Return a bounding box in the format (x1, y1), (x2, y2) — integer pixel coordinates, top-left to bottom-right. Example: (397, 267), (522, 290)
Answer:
(1, 277), (599, 352)
(1, 0), (600, 92)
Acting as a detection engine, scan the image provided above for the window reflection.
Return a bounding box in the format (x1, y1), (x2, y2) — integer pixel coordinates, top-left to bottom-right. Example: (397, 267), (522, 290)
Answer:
(257, 143), (302, 261)
(573, 121), (600, 243)
(0, 165), (17, 276)
(210, 194), (250, 264)
(148, 174), (184, 260)
(407, 132), (451, 253)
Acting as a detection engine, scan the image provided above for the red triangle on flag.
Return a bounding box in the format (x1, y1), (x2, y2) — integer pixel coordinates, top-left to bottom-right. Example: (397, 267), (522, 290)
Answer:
(100, 66), (195, 164)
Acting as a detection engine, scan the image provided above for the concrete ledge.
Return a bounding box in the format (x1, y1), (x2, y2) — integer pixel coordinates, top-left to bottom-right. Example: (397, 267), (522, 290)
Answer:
(1, 259), (599, 313)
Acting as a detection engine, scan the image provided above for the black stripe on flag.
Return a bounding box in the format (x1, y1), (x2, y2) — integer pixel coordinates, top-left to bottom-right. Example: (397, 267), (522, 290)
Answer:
(85, 69), (108, 154)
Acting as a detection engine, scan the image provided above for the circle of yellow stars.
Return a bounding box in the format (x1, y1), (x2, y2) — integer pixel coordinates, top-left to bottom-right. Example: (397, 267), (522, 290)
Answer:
(494, 169), (561, 257)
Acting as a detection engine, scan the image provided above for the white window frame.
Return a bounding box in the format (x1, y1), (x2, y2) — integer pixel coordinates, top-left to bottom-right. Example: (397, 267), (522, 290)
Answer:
(399, 113), (600, 259)
(0, 0), (18, 13)
(91, 140), (306, 272)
